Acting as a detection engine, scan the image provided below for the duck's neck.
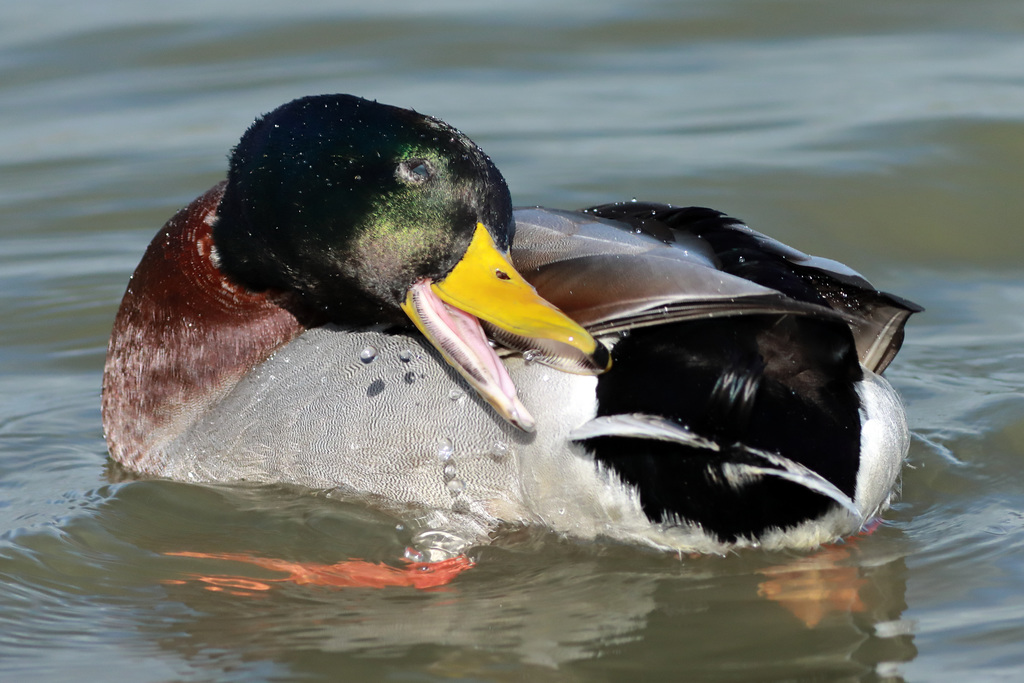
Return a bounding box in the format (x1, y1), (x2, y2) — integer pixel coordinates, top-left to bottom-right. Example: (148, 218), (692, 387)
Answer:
(101, 182), (306, 473)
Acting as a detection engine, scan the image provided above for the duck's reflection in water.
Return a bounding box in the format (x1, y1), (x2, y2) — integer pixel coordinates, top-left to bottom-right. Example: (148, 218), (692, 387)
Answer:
(153, 527), (916, 676)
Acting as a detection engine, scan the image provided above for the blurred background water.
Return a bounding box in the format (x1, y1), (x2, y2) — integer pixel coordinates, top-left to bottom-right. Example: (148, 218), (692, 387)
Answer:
(2, 0), (1023, 680)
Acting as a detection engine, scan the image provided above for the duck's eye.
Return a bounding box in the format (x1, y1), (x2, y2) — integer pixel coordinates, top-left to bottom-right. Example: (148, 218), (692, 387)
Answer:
(397, 159), (434, 185)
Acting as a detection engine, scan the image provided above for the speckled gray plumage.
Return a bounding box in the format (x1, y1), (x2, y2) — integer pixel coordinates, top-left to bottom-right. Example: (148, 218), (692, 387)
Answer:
(154, 325), (648, 549)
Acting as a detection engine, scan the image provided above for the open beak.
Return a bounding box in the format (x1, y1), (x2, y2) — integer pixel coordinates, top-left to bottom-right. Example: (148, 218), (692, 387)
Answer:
(401, 223), (610, 432)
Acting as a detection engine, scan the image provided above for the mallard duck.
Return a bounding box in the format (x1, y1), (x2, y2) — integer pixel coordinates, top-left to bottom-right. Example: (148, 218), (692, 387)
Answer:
(102, 94), (920, 556)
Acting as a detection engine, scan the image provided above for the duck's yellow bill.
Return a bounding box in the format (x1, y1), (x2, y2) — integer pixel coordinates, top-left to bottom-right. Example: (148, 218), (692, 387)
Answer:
(434, 223), (609, 372)
(401, 222), (609, 432)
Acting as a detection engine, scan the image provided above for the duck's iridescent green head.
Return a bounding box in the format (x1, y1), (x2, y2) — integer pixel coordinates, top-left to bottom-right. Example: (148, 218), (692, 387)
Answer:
(213, 94), (607, 432)
(215, 94), (513, 320)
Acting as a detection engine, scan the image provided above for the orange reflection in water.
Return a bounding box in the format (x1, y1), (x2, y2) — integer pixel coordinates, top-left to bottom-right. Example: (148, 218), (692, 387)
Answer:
(163, 551), (474, 595)
(757, 543), (868, 628)
(756, 521), (883, 628)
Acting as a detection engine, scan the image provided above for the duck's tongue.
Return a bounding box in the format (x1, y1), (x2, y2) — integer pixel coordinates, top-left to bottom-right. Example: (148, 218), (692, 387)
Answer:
(404, 279), (535, 432)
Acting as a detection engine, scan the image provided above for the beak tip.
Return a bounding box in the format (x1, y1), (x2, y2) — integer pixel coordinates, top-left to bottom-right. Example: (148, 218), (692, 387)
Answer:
(508, 400), (536, 433)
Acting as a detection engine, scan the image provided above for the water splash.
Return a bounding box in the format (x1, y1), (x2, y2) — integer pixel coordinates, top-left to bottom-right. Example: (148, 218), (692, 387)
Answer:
(410, 530), (472, 562)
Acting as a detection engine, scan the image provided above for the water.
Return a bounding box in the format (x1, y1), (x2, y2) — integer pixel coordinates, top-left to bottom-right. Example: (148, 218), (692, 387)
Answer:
(2, 0), (1024, 680)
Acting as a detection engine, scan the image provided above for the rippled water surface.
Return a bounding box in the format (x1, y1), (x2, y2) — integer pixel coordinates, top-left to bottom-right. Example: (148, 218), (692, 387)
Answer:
(3, 1), (1024, 680)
